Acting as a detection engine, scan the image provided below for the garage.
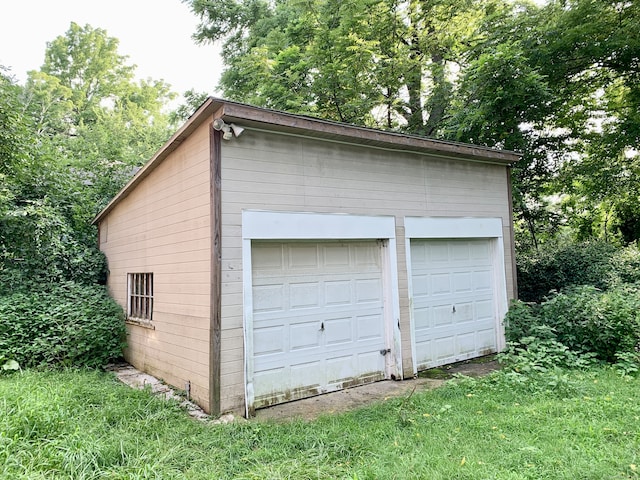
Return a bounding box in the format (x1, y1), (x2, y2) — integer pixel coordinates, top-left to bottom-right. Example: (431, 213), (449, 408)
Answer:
(405, 217), (509, 373)
(96, 97), (517, 416)
(250, 240), (389, 408)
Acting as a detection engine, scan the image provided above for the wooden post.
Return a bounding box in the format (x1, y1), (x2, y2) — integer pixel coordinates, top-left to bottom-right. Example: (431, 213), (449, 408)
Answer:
(209, 123), (222, 416)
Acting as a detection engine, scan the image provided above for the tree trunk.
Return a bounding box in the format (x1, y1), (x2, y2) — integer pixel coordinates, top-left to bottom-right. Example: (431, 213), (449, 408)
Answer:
(405, 40), (424, 133)
(423, 53), (449, 137)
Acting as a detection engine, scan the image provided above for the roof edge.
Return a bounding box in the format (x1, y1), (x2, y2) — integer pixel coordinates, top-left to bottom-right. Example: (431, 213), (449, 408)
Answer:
(94, 97), (521, 225)
(214, 97), (521, 164)
(93, 97), (219, 225)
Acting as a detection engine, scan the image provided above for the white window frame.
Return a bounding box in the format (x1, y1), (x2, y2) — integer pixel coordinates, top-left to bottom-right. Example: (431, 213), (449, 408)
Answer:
(127, 272), (154, 324)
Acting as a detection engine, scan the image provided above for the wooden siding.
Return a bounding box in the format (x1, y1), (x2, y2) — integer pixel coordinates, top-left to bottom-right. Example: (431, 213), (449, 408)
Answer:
(99, 120), (212, 412)
(218, 131), (515, 413)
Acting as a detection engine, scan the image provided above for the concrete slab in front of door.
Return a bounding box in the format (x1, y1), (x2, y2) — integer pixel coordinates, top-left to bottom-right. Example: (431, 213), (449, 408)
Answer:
(254, 356), (499, 422)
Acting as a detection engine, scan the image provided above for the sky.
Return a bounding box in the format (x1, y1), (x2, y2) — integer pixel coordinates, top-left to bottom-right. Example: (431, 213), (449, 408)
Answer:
(0, 0), (223, 97)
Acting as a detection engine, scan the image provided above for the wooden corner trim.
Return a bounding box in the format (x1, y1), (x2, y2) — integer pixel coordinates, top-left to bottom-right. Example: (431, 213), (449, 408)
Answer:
(209, 123), (222, 416)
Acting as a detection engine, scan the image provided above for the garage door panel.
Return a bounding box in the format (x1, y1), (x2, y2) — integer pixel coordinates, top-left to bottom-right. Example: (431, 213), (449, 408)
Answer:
(289, 282), (320, 309)
(477, 329), (497, 351)
(471, 244), (490, 259)
(433, 305), (453, 326)
(451, 243), (471, 261)
(429, 242), (449, 261)
(355, 243), (381, 266)
(253, 326), (286, 356)
(254, 367), (286, 392)
(473, 270), (493, 290)
(431, 273), (451, 295)
(253, 284), (285, 312)
(458, 332), (476, 354)
(455, 302), (474, 322)
(289, 245), (319, 268)
(434, 336), (455, 360)
(290, 322), (322, 351)
(323, 244), (350, 266)
(411, 238), (498, 370)
(326, 353), (384, 385)
(252, 244), (284, 270)
(252, 241), (387, 408)
(325, 355), (354, 382)
(324, 317), (353, 345)
(357, 313), (384, 340)
(414, 307), (430, 330)
(476, 300), (494, 320)
(413, 274), (430, 297)
(325, 280), (351, 305)
(290, 361), (322, 384)
(255, 347), (326, 372)
(453, 272), (473, 292)
(356, 278), (383, 303)
(357, 351), (385, 375)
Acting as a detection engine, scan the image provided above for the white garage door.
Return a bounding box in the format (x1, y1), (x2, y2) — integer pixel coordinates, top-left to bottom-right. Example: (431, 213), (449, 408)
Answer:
(410, 238), (498, 370)
(251, 241), (388, 408)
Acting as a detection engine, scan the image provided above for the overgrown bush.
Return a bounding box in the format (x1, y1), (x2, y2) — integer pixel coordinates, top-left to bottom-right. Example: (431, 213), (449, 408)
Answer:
(0, 198), (108, 296)
(516, 240), (618, 303)
(608, 242), (640, 286)
(499, 326), (595, 372)
(0, 282), (126, 368)
(505, 284), (640, 363)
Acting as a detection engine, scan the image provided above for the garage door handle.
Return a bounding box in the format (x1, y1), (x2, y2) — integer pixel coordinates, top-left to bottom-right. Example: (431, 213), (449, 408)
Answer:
(380, 348), (391, 356)
(320, 322), (325, 332)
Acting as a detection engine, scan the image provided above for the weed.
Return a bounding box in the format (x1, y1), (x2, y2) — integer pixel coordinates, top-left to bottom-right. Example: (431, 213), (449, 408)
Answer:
(505, 284), (640, 363)
(614, 351), (640, 377)
(0, 282), (126, 368)
(1, 368), (639, 479)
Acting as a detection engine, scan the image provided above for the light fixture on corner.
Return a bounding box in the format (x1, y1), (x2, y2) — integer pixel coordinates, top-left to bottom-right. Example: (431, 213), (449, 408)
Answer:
(212, 118), (244, 140)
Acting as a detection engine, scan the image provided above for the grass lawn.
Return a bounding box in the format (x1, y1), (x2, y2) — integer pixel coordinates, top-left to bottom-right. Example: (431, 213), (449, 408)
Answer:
(1, 367), (639, 479)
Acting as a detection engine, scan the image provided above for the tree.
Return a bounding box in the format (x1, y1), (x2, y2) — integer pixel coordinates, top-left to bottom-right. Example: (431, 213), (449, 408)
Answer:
(185, 0), (640, 247)
(0, 68), (106, 292)
(543, 0), (640, 243)
(22, 22), (177, 211)
(1, 24), (182, 292)
(443, 2), (563, 250)
(40, 22), (135, 128)
(446, 0), (640, 247)
(186, 0), (490, 133)
(169, 88), (210, 124)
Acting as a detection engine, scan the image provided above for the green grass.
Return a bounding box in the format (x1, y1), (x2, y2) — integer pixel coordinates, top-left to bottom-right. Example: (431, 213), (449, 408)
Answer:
(1, 368), (639, 479)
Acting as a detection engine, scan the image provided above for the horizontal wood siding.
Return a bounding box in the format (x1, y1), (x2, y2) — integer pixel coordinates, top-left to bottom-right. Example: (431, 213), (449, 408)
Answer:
(100, 121), (212, 412)
(219, 131), (514, 412)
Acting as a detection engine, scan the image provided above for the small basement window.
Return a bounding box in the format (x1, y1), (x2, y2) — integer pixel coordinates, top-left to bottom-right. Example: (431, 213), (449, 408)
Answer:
(127, 273), (154, 323)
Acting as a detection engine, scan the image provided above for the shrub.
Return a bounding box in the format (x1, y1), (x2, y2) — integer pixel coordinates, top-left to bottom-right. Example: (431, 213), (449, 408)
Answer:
(499, 329), (596, 373)
(0, 281), (126, 368)
(517, 241), (618, 303)
(608, 242), (640, 286)
(541, 285), (640, 362)
(503, 299), (541, 343)
(504, 284), (640, 363)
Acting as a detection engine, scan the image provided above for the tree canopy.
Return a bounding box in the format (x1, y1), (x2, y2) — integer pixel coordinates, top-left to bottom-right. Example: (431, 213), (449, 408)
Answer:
(1, 2), (639, 297)
(0, 23), (188, 292)
(186, 0), (640, 248)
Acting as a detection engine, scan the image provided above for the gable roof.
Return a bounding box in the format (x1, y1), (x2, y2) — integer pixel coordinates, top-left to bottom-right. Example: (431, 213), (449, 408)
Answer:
(93, 97), (521, 224)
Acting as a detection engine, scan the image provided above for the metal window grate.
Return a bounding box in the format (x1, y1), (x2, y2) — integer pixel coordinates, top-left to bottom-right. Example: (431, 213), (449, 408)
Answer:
(128, 273), (153, 321)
